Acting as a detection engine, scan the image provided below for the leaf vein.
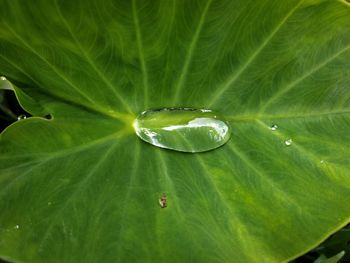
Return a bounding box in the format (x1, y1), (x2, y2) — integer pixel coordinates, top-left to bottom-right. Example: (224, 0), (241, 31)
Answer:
(38, 142), (119, 250)
(260, 44), (350, 113)
(54, 1), (133, 113)
(209, 0), (305, 107)
(132, 0), (150, 108)
(4, 24), (98, 107)
(172, 0), (213, 104)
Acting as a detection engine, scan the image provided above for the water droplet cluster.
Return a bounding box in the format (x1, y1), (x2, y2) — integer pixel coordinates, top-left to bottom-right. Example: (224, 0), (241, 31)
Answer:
(17, 114), (27, 120)
(270, 124), (278, 131)
(270, 124), (293, 146)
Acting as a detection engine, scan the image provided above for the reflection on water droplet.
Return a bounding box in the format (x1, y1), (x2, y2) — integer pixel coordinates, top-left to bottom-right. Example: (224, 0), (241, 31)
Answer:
(17, 114), (27, 120)
(0, 76), (6, 81)
(284, 139), (292, 146)
(134, 108), (231, 152)
(320, 160), (325, 164)
(270, 124), (278, 131)
(14, 225), (19, 229)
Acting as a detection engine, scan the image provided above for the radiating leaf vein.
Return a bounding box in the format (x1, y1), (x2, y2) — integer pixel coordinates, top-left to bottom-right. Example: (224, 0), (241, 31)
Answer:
(172, 0), (213, 104)
(208, 0), (305, 107)
(4, 24), (98, 107)
(260, 44), (350, 113)
(54, 0), (133, 113)
(132, 0), (150, 109)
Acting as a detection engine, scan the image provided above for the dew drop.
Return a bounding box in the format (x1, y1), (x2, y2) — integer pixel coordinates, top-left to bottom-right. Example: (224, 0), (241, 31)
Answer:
(14, 225), (19, 229)
(270, 124), (278, 131)
(17, 114), (27, 120)
(284, 138), (293, 146)
(134, 108), (231, 152)
(48, 201), (52, 206)
(0, 76), (6, 81)
(320, 160), (325, 164)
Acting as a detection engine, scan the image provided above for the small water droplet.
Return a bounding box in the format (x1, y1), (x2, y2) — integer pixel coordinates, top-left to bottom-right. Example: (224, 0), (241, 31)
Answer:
(14, 225), (19, 229)
(134, 108), (231, 152)
(320, 160), (325, 164)
(284, 138), (293, 146)
(0, 76), (6, 81)
(17, 114), (27, 120)
(48, 202), (52, 206)
(270, 124), (278, 131)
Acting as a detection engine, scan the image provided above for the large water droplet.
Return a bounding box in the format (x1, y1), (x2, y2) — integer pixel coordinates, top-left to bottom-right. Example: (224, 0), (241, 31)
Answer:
(134, 108), (231, 152)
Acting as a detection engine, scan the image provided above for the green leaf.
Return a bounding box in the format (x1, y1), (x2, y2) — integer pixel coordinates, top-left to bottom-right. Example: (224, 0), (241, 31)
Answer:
(315, 226), (350, 262)
(0, 77), (13, 91)
(1, 0), (350, 262)
(314, 251), (345, 263)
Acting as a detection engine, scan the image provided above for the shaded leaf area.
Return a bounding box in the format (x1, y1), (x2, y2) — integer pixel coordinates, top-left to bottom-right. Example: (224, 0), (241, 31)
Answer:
(1, 1), (350, 263)
(0, 78), (31, 130)
(0, 91), (24, 131)
(293, 225), (350, 263)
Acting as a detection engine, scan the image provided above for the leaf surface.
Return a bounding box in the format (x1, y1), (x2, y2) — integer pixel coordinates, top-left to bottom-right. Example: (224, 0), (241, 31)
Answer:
(1, 0), (350, 262)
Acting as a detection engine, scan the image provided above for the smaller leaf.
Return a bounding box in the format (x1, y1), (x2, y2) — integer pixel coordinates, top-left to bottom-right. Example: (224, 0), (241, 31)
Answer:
(0, 76), (13, 91)
(314, 251), (345, 263)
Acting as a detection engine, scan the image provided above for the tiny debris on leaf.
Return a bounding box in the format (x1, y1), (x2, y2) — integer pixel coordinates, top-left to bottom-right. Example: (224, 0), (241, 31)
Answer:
(159, 193), (167, 208)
